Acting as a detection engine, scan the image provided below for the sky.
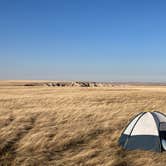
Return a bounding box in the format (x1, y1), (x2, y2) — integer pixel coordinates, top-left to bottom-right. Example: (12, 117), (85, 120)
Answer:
(0, 0), (166, 82)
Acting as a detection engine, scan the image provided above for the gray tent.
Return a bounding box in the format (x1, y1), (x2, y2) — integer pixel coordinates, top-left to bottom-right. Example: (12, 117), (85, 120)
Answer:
(119, 111), (166, 152)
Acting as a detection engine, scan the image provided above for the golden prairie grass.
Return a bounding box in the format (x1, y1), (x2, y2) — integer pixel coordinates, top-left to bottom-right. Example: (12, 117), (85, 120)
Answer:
(0, 82), (166, 165)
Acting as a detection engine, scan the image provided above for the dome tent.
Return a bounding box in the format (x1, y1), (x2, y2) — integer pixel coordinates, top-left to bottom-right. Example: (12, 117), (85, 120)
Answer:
(119, 111), (166, 152)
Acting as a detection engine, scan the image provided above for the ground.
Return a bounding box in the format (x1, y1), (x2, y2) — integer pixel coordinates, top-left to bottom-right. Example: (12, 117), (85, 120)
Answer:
(0, 81), (166, 166)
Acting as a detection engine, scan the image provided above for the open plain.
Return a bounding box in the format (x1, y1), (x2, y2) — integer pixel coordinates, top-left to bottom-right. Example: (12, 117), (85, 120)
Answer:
(1, 81), (166, 165)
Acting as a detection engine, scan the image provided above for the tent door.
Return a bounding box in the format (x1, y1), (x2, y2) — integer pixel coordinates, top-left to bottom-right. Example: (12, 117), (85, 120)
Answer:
(159, 122), (166, 150)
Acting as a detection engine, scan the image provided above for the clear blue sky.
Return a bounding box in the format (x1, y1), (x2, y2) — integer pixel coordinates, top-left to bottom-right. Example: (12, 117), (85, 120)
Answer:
(1, 0), (166, 82)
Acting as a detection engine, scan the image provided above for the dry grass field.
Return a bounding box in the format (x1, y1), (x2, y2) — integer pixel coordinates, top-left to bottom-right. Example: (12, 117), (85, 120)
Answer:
(1, 81), (166, 166)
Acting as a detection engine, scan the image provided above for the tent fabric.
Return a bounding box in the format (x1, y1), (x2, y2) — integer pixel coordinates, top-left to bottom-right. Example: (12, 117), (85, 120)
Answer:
(119, 111), (166, 152)
(123, 112), (144, 135)
(154, 112), (166, 122)
(161, 139), (166, 150)
(125, 135), (161, 152)
(131, 112), (158, 136)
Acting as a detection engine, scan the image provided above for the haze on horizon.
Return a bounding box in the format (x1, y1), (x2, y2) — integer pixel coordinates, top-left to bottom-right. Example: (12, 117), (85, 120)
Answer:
(1, 0), (166, 82)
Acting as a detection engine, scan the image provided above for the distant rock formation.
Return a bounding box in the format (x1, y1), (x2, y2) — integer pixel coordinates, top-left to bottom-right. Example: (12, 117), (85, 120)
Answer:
(24, 81), (114, 87)
(24, 83), (43, 86)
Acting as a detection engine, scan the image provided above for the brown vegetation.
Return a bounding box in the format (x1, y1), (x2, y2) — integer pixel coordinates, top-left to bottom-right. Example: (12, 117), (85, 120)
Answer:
(0, 81), (166, 165)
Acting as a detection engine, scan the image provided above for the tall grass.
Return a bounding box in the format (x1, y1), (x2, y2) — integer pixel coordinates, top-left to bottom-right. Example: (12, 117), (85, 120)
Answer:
(0, 83), (166, 165)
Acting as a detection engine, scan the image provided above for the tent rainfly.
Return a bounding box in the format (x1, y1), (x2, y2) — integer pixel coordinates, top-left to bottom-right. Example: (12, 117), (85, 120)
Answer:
(119, 111), (166, 152)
